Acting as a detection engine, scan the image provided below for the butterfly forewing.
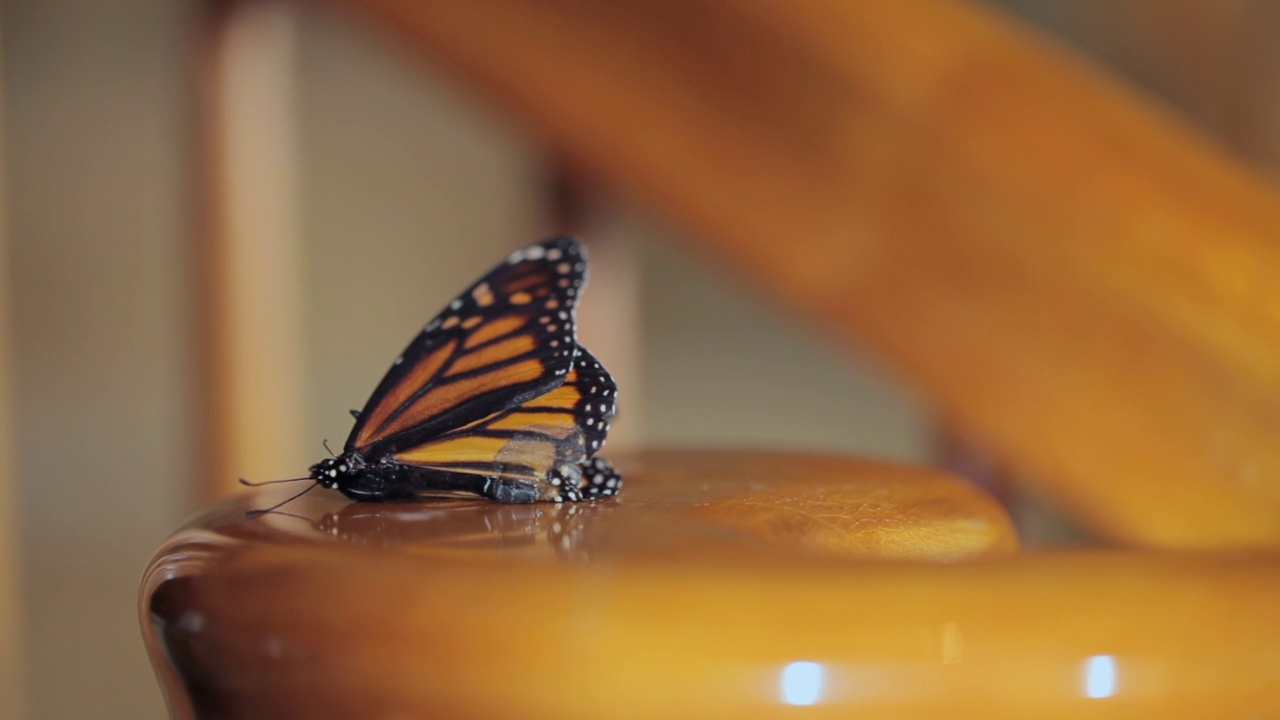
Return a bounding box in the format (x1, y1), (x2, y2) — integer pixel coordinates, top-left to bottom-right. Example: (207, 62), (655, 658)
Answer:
(346, 236), (587, 456)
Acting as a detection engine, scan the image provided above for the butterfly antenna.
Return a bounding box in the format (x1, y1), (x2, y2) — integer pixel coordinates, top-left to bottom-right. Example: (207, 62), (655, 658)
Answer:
(322, 439), (336, 457)
(239, 476), (311, 487)
(245, 482), (320, 519)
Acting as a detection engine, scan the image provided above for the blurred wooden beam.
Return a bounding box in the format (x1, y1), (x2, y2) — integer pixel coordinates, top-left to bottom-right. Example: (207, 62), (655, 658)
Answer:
(0, 233), (23, 720)
(996, 0), (1280, 171)
(196, 0), (306, 501)
(546, 166), (642, 452)
(0, 247), (23, 720)
(0, 25), (25, 717)
(331, 0), (1280, 547)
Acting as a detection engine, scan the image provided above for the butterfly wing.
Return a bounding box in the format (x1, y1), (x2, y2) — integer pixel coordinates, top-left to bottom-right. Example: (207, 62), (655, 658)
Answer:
(388, 345), (620, 501)
(346, 236), (588, 458)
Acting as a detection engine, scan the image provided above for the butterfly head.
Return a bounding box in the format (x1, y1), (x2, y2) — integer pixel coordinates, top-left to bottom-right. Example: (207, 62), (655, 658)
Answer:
(309, 455), (364, 491)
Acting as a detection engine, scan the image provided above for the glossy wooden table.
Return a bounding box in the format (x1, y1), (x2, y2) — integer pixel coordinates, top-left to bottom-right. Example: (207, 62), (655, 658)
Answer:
(140, 450), (1280, 719)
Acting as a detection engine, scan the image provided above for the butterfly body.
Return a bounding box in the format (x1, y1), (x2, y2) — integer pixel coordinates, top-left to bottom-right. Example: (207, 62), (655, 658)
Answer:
(305, 236), (621, 505)
(309, 452), (546, 503)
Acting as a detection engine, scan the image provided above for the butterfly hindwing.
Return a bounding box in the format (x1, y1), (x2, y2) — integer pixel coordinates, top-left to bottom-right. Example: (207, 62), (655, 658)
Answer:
(346, 236), (587, 457)
(519, 345), (616, 457)
(388, 345), (618, 501)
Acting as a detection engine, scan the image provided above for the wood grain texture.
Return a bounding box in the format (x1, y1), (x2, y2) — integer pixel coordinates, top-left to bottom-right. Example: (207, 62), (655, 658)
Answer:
(329, 0), (1280, 547)
(139, 450), (1280, 719)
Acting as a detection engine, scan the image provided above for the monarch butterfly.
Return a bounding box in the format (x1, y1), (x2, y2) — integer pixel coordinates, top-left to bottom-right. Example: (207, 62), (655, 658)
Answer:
(245, 236), (621, 514)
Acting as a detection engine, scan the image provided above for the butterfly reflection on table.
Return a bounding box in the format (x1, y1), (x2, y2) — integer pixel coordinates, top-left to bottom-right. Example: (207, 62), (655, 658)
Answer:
(244, 236), (622, 515)
(313, 500), (609, 559)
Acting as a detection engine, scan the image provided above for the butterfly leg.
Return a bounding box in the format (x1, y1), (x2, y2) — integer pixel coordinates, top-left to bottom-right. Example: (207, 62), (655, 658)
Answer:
(483, 477), (541, 504)
(546, 456), (621, 502)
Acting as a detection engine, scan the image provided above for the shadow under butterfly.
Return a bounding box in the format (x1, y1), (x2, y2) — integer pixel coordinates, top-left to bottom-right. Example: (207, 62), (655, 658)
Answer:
(243, 236), (622, 515)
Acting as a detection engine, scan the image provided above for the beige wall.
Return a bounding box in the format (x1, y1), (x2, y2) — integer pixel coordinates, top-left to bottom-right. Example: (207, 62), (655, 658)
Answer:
(4, 3), (929, 718)
(5, 2), (193, 719)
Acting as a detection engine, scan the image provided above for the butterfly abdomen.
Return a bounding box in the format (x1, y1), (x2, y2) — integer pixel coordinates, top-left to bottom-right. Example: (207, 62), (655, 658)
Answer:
(307, 452), (533, 503)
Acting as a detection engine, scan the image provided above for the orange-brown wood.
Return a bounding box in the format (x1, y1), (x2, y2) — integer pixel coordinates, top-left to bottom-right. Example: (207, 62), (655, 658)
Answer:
(1001, 0), (1280, 169)
(327, 0), (1280, 547)
(140, 450), (1280, 719)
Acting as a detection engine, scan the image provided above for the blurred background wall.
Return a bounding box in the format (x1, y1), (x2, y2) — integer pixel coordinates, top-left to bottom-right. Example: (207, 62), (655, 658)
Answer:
(3, 0), (1278, 718)
(5, 3), (193, 718)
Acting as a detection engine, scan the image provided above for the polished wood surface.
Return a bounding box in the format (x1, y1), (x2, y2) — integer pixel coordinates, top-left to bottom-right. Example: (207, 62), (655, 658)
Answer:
(142, 450), (1029, 719)
(328, 0), (1280, 547)
(140, 450), (1280, 718)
